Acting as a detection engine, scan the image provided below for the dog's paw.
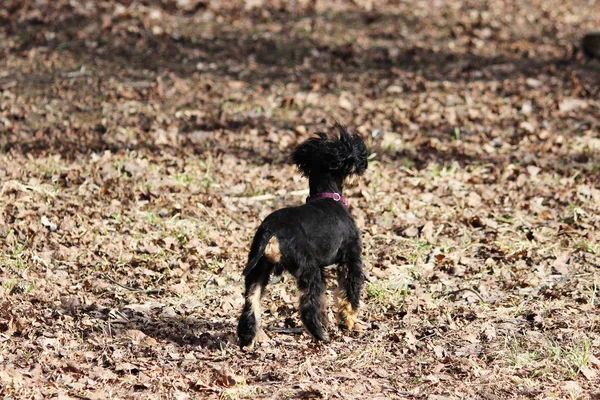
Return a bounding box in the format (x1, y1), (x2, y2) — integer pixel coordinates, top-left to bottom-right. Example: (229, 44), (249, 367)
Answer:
(312, 332), (330, 344)
(351, 320), (367, 331)
(239, 328), (269, 350)
(240, 341), (255, 351)
(335, 301), (356, 330)
(337, 313), (355, 331)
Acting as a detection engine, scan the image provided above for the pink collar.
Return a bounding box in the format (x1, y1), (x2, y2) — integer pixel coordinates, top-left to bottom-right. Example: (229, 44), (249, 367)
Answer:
(306, 192), (348, 207)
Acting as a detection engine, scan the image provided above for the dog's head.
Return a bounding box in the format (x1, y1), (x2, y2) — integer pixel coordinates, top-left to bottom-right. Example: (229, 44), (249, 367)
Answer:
(291, 123), (369, 180)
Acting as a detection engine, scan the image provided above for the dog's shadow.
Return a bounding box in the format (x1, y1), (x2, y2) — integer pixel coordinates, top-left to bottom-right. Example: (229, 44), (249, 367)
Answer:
(80, 303), (236, 351)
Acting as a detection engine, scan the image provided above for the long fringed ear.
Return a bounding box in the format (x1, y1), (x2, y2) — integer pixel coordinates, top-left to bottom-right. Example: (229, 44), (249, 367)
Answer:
(291, 124), (369, 177)
(290, 132), (328, 177)
(334, 123), (369, 176)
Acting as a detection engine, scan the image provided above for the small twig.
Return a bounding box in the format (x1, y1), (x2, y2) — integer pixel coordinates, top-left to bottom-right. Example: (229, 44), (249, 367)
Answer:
(196, 202), (220, 228)
(68, 391), (92, 400)
(63, 66), (92, 78)
(399, 166), (416, 176)
(371, 234), (413, 242)
(121, 80), (153, 88)
(289, 189), (309, 196)
(101, 273), (162, 295)
(245, 194), (276, 201)
(438, 287), (487, 303)
(74, 229), (89, 239)
(56, 40), (86, 50)
(267, 327), (305, 335)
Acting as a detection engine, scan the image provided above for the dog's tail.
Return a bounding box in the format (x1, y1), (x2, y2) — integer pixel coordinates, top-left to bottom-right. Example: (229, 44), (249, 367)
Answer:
(243, 225), (275, 276)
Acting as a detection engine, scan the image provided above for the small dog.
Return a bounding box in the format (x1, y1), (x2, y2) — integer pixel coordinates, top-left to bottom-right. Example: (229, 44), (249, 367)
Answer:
(237, 123), (369, 347)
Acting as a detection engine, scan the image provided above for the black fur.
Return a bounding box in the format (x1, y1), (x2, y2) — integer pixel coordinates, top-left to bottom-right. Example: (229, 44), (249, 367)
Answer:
(237, 123), (369, 347)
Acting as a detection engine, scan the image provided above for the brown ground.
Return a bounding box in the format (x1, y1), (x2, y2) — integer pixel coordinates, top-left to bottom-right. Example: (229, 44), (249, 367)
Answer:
(1, 1), (600, 399)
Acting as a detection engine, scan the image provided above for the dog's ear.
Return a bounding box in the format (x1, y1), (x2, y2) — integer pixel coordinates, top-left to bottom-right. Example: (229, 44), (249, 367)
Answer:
(292, 125), (369, 177)
(335, 123), (369, 176)
(291, 132), (329, 176)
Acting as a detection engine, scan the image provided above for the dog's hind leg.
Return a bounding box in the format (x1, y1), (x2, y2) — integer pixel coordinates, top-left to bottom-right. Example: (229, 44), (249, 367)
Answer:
(237, 257), (274, 348)
(297, 266), (329, 342)
(335, 247), (365, 331)
(319, 269), (330, 328)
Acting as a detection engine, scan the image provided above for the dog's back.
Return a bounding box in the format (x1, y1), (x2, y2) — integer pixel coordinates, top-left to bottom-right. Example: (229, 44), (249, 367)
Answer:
(259, 200), (359, 269)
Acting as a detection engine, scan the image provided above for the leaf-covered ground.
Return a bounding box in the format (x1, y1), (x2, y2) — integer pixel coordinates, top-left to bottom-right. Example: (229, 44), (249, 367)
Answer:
(1, 0), (600, 398)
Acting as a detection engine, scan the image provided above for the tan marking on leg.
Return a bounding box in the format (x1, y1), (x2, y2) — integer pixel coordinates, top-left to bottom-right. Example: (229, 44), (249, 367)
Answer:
(264, 236), (281, 263)
(248, 285), (262, 322)
(244, 285), (262, 347)
(334, 287), (356, 331)
(320, 291), (329, 328)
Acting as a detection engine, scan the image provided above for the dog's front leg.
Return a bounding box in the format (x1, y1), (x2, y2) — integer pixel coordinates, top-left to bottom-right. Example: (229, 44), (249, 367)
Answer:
(335, 253), (365, 331)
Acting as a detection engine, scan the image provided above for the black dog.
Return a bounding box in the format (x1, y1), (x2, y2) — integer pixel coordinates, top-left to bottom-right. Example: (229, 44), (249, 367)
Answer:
(237, 123), (369, 347)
